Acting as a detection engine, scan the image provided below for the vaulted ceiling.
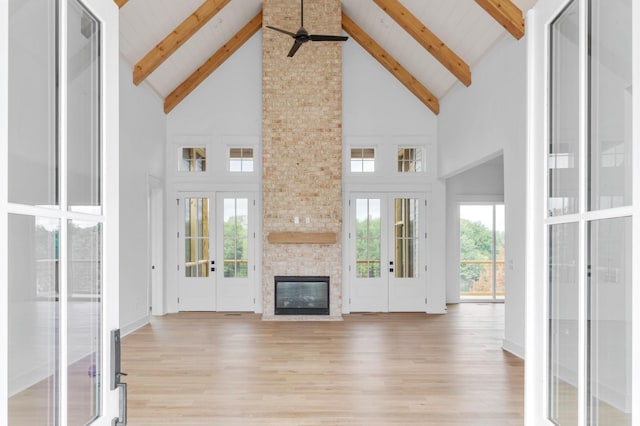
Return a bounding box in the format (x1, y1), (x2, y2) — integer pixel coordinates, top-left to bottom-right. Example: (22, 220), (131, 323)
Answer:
(118, 0), (537, 114)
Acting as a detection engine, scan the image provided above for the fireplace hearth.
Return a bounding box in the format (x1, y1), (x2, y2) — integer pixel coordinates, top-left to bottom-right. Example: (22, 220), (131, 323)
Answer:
(274, 276), (330, 315)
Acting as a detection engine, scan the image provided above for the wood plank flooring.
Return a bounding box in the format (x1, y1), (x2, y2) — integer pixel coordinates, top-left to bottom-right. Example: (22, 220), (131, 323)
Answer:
(122, 303), (524, 425)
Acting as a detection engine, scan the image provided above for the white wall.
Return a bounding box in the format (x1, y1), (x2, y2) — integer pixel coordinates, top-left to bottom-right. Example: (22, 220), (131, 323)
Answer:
(119, 57), (166, 334)
(165, 32), (263, 313)
(445, 155), (504, 303)
(342, 34), (446, 314)
(438, 35), (528, 358)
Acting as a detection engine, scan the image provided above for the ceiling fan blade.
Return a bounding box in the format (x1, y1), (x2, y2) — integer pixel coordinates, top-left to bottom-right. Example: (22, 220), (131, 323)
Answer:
(287, 40), (303, 57)
(309, 34), (349, 42)
(266, 25), (296, 37)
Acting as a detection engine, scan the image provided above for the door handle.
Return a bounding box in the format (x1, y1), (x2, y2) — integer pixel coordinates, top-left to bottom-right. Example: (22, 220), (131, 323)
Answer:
(211, 260), (215, 272)
(389, 261), (394, 273)
(211, 267), (216, 272)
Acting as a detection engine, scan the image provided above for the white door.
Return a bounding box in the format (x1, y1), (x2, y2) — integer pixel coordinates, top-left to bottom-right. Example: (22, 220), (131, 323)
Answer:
(349, 193), (427, 312)
(178, 193), (216, 311)
(178, 192), (256, 311)
(1, 0), (120, 424)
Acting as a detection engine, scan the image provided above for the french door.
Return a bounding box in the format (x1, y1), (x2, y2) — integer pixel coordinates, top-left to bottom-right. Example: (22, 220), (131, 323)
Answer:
(1, 0), (120, 424)
(178, 192), (255, 311)
(349, 193), (427, 312)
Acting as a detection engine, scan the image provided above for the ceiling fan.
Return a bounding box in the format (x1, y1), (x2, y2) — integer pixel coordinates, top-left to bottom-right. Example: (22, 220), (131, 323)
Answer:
(266, 0), (349, 57)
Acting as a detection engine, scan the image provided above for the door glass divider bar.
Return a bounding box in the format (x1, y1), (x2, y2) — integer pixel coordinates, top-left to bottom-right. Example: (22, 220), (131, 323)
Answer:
(0, 0), (9, 421)
(633, 0), (640, 417)
(576, 0), (588, 423)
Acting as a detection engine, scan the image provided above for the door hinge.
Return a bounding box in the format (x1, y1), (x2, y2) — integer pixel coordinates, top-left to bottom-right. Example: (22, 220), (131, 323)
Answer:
(176, 198), (179, 205)
(178, 297), (180, 304)
(348, 232), (351, 239)
(349, 298), (351, 304)
(253, 232), (256, 238)
(348, 200), (351, 206)
(253, 199), (256, 206)
(424, 232), (427, 239)
(348, 265), (351, 271)
(425, 265), (428, 271)
(253, 265), (256, 271)
(177, 231), (180, 238)
(425, 200), (427, 206)
(177, 265), (180, 271)
(425, 298), (427, 304)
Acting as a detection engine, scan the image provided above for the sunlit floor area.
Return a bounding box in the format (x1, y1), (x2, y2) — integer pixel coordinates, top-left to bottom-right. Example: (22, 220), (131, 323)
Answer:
(122, 303), (523, 425)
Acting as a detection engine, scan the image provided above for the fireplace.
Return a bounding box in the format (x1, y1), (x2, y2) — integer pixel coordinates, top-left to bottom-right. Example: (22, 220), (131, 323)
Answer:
(274, 276), (330, 315)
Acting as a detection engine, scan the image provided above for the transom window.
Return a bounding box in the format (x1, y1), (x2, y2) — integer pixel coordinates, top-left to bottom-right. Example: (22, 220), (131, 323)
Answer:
(229, 147), (254, 172)
(180, 147), (206, 172)
(397, 147), (423, 172)
(350, 148), (375, 173)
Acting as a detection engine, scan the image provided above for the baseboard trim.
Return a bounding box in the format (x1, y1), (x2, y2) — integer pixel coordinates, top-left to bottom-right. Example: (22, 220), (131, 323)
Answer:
(502, 339), (525, 359)
(121, 315), (150, 337)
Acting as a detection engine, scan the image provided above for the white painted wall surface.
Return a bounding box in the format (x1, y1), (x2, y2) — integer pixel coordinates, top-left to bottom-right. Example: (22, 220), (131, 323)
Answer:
(438, 35), (528, 358)
(445, 155), (504, 303)
(165, 33), (263, 313)
(342, 35), (446, 314)
(119, 58), (166, 333)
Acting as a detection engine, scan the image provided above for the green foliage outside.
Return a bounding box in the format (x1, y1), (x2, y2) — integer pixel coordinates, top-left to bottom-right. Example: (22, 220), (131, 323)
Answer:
(223, 216), (248, 278)
(355, 217), (381, 278)
(459, 219), (504, 293)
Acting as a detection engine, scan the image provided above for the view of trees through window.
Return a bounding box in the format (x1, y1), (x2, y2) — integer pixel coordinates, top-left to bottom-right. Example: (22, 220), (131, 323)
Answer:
(459, 204), (505, 300)
(223, 198), (249, 278)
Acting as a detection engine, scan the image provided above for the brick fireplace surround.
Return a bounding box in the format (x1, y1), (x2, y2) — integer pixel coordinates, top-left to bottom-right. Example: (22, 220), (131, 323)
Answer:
(262, 0), (343, 319)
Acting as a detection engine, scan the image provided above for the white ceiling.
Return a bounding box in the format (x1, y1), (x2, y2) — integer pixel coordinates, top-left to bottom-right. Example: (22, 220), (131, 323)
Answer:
(119, 0), (537, 107)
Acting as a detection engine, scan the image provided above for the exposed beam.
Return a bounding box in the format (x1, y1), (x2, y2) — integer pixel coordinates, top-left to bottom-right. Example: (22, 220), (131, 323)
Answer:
(475, 0), (525, 40)
(133, 0), (231, 86)
(373, 0), (471, 87)
(164, 11), (263, 114)
(341, 12), (439, 115)
(114, 0), (128, 8)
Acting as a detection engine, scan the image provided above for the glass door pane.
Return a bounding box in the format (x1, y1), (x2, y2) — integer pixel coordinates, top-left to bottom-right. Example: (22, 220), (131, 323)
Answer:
(8, 215), (59, 425)
(67, 221), (101, 424)
(548, 223), (579, 425)
(588, 0), (632, 211)
(8, 0), (58, 206)
(495, 205), (505, 300)
(393, 198), (419, 278)
(67, 0), (101, 213)
(459, 205), (494, 299)
(184, 198), (210, 278)
(549, 0), (580, 217)
(588, 217), (632, 425)
(222, 198), (249, 278)
(355, 198), (381, 278)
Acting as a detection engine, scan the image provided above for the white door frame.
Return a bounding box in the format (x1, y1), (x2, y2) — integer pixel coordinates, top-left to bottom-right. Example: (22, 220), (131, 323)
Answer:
(526, 0), (640, 424)
(347, 192), (428, 312)
(148, 174), (164, 316)
(0, 0), (120, 423)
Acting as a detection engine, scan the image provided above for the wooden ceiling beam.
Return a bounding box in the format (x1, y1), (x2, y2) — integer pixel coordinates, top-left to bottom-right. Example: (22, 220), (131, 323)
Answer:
(373, 0), (470, 87)
(342, 12), (439, 115)
(164, 11), (263, 114)
(475, 0), (525, 40)
(114, 0), (128, 8)
(133, 0), (231, 86)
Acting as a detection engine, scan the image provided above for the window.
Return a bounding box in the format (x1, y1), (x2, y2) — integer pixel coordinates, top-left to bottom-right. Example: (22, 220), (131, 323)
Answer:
(229, 147), (254, 172)
(459, 203), (505, 300)
(350, 148), (375, 173)
(223, 198), (249, 278)
(397, 147), (423, 172)
(179, 147), (206, 172)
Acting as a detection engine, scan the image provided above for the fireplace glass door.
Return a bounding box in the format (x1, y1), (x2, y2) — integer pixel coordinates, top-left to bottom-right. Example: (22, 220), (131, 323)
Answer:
(349, 193), (427, 311)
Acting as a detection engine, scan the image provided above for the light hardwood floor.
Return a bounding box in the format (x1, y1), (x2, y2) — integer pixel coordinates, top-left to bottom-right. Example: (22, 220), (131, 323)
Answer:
(122, 303), (524, 425)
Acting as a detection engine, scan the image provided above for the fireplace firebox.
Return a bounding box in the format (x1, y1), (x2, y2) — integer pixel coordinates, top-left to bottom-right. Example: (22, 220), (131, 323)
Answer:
(274, 276), (329, 315)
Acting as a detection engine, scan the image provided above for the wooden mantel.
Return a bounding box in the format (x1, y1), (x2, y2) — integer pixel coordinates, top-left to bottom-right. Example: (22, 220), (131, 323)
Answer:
(267, 232), (337, 245)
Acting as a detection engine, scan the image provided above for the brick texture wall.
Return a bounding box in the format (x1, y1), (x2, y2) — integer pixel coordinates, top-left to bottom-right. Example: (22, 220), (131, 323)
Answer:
(262, 0), (343, 318)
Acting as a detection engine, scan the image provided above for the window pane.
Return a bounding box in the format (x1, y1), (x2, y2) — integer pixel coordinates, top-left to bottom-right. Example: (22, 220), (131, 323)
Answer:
(495, 205), (505, 299)
(394, 198), (418, 278)
(8, 0), (58, 206)
(179, 148), (206, 172)
(229, 148), (254, 173)
(397, 148), (423, 173)
(67, 0), (101, 212)
(8, 215), (59, 425)
(184, 198), (210, 278)
(459, 205), (494, 299)
(548, 223), (579, 425)
(224, 198), (249, 278)
(68, 220), (101, 424)
(588, 217), (632, 425)
(549, 0), (580, 216)
(355, 199), (381, 278)
(588, 0), (632, 210)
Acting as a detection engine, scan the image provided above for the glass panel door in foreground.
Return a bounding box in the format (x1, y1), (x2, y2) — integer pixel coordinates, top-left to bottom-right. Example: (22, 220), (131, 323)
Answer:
(459, 204), (505, 300)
